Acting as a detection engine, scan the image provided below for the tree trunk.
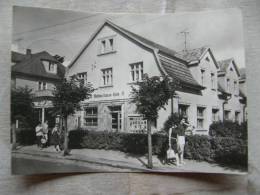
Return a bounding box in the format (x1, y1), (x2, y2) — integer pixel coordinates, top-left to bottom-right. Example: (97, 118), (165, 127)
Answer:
(147, 120), (153, 169)
(63, 116), (69, 156)
(11, 123), (17, 150)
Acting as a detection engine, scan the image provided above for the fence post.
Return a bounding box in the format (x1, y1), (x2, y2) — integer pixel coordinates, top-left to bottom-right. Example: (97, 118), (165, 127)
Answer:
(11, 123), (17, 150)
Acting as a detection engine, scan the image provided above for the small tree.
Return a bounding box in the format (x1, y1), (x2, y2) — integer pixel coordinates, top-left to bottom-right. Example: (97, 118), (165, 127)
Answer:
(11, 86), (34, 127)
(11, 86), (34, 149)
(131, 74), (178, 168)
(52, 78), (94, 155)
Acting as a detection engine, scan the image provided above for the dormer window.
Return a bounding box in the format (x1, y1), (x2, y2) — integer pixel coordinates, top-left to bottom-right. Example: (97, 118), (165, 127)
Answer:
(200, 69), (205, 86)
(234, 80), (238, 95)
(42, 60), (57, 74)
(211, 72), (216, 89)
(49, 63), (55, 72)
(227, 78), (230, 92)
(98, 36), (116, 55)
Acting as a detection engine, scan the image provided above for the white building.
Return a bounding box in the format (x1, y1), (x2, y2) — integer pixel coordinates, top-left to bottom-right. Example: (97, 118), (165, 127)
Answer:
(67, 20), (246, 134)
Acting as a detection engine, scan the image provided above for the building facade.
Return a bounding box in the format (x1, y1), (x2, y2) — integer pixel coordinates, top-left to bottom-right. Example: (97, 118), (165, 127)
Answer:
(11, 49), (66, 127)
(67, 20), (247, 134)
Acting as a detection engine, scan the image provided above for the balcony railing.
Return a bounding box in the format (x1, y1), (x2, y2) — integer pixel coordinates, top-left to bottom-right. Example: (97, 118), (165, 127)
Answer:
(33, 89), (54, 98)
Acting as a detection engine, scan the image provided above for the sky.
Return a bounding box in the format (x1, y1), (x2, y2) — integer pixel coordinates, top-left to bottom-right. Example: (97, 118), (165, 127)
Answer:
(12, 6), (245, 68)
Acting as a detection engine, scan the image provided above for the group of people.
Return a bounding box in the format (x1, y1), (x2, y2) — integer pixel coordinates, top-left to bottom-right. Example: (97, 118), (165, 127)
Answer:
(167, 118), (195, 166)
(35, 121), (63, 152)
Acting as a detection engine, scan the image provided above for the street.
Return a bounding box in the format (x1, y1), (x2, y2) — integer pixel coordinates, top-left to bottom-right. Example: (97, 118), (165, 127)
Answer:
(12, 153), (133, 175)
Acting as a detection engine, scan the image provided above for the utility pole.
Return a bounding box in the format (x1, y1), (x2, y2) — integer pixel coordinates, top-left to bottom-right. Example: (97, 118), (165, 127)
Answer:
(180, 29), (189, 52)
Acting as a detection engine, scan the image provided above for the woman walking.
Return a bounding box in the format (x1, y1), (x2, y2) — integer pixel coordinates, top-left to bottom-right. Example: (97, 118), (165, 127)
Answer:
(51, 124), (61, 152)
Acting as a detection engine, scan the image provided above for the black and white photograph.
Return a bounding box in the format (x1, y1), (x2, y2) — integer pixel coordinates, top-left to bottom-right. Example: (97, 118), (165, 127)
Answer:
(11, 6), (247, 175)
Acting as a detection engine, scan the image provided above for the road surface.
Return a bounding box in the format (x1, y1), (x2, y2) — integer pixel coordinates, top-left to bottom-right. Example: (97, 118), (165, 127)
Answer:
(12, 153), (132, 175)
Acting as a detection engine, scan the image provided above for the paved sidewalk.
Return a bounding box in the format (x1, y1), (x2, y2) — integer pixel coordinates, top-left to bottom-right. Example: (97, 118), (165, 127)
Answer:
(12, 145), (246, 174)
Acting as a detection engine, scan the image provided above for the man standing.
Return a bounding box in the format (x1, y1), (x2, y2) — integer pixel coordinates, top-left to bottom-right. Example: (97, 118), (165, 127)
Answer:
(176, 118), (189, 165)
(35, 122), (43, 147)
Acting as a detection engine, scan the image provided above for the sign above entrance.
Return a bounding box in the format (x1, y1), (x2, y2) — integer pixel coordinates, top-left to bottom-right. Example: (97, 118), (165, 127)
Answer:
(92, 91), (125, 99)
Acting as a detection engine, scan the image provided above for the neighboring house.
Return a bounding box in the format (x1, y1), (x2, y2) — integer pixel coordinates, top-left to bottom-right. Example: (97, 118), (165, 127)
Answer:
(239, 68), (247, 122)
(67, 20), (247, 133)
(217, 58), (245, 123)
(11, 49), (66, 127)
(172, 47), (221, 134)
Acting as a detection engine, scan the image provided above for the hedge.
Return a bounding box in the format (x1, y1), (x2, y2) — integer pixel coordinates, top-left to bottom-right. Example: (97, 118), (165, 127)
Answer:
(68, 129), (247, 169)
(68, 130), (170, 156)
(14, 127), (247, 169)
(209, 121), (247, 140)
(16, 129), (36, 145)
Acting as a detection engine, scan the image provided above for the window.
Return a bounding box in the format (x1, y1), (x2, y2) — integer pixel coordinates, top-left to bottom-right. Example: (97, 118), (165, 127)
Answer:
(224, 110), (230, 120)
(205, 56), (210, 62)
(211, 73), (215, 89)
(109, 38), (114, 51)
(235, 111), (240, 122)
(42, 60), (57, 74)
(234, 81), (238, 95)
(38, 81), (47, 90)
(178, 104), (189, 121)
(200, 69), (205, 86)
(77, 72), (87, 85)
(227, 78), (230, 92)
(48, 63), (55, 72)
(197, 107), (205, 129)
(99, 37), (115, 54)
(212, 109), (219, 122)
(101, 68), (113, 86)
(85, 107), (98, 126)
(130, 62), (144, 82)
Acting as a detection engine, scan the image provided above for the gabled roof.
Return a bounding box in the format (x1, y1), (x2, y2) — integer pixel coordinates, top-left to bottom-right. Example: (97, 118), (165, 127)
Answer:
(217, 58), (240, 77)
(12, 51), (66, 80)
(68, 20), (203, 91)
(11, 51), (26, 63)
(177, 47), (219, 68)
(158, 55), (202, 89)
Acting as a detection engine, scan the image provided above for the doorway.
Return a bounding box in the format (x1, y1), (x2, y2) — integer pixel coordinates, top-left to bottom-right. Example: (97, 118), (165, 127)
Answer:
(109, 106), (122, 132)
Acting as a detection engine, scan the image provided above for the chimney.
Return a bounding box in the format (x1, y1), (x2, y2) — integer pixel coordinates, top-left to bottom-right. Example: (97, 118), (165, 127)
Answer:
(26, 49), (32, 57)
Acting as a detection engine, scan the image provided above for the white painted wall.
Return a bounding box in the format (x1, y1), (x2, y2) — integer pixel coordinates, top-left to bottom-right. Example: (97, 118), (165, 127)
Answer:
(67, 25), (162, 103)
(157, 51), (220, 134)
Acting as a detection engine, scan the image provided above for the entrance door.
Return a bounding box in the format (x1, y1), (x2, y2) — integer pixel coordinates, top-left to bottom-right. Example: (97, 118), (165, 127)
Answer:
(110, 106), (122, 132)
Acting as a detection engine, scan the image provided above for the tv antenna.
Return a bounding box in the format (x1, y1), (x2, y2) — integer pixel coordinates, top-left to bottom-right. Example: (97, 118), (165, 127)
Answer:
(180, 29), (189, 52)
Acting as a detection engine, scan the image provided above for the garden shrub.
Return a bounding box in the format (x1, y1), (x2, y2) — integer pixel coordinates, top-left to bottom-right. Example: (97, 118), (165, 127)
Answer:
(184, 135), (212, 162)
(209, 120), (247, 140)
(211, 137), (247, 168)
(68, 129), (247, 169)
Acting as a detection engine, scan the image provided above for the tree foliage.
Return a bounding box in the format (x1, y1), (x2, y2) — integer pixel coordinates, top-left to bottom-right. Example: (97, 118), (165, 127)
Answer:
(11, 86), (34, 127)
(131, 74), (178, 120)
(52, 78), (94, 155)
(163, 112), (183, 135)
(52, 78), (94, 118)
